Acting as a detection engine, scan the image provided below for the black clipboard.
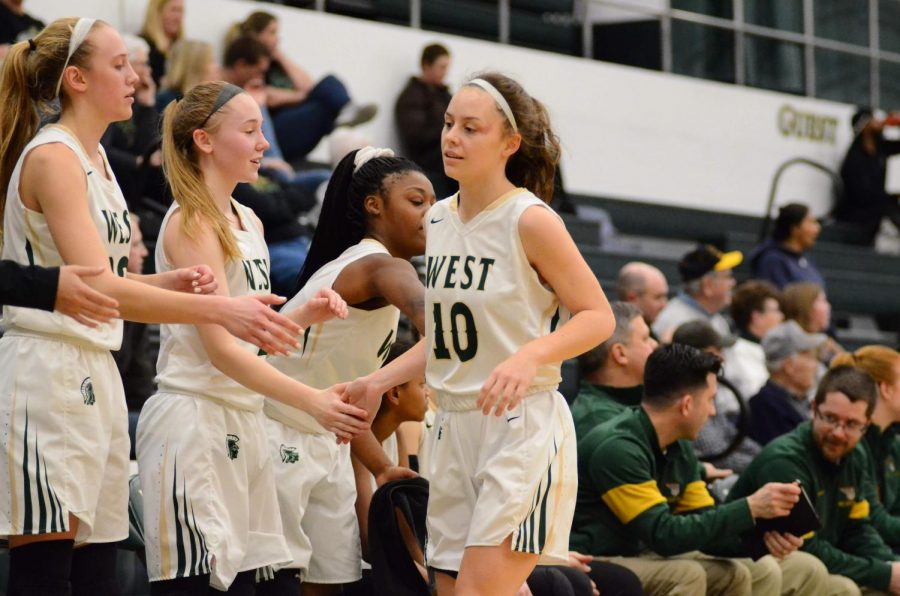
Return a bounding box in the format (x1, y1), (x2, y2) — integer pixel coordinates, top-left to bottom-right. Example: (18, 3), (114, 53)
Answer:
(742, 482), (821, 560)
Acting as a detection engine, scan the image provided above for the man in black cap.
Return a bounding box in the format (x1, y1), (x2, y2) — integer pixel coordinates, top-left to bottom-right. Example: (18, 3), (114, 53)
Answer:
(652, 245), (742, 342)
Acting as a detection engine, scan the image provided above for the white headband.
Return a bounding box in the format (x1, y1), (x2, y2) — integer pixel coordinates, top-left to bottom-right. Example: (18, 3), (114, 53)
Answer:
(55, 17), (97, 97)
(468, 78), (518, 133)
(353, 146), (395, 173)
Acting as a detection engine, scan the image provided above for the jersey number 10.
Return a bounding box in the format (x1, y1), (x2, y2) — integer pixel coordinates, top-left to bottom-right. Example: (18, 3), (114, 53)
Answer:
(432, 302), (478, 362)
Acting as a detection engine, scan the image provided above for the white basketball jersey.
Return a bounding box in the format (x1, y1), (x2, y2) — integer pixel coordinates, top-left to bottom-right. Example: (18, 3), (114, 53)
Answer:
(265, 239), (400, 434)
(424, 189), (567, 409)
(154, 200), (271, 411)
(1, 125), (130, 350)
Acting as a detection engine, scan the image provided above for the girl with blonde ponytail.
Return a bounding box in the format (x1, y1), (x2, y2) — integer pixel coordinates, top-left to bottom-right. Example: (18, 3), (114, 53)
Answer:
(345, 72), (614, 595)
(0, 18), (303, 596)
(136, 81), (370, 595)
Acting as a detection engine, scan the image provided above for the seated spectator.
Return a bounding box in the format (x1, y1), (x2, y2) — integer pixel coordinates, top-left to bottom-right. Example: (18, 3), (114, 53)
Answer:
(652, 244), (740, 342)
(572, 344), (832, 596)
(781, 281), (842, 362)
(0, 0), (44, 60)
(837, 108), (900, 245)
(748, 321), (827, 446)
(395, 43), (457, 199)
(140, 0), (184, 87)
(227, 12), (376, 162)
(155, 38), (220, 108)
(750, 203), (824, 289)
(672, 320), (761, 474)
(113, 215), (157, 411)
(832, 346), (900, 549)
(571, 301), (656, 438)
(725, 280), (784, 400)
(222, 37), (331, 195)
(101, 34), (163, 212)
(729, 366), (894, 594)
(616, 261), (670, 342)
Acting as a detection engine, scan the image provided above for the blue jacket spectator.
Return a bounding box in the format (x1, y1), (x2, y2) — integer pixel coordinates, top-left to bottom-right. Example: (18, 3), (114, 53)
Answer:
(750, 203), (825, 289)
(748, 321), (826, 445)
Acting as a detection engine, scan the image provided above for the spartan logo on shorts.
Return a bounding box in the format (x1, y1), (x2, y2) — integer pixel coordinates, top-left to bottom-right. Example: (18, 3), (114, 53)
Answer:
(80, 377), (95, 406)
(280, 444), (299, 464)
(226, 434), (240, 460)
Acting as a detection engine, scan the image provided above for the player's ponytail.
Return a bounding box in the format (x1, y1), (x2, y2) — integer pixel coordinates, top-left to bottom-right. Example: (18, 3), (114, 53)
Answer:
(465, 72), (561, 202)
(293, 148), (422, 294)
(0, 17), (100, 246)
(161, 81), (242, 261)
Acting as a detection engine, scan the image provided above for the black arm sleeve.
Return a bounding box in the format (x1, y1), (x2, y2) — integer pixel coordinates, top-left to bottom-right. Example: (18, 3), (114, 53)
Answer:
(0, 261), (59, 311)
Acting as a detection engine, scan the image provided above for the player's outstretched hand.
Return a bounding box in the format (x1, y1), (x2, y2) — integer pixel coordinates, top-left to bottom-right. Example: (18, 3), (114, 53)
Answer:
(221, 294), (301, 355)
(170, 265), (218, 294)
(56, 265), (119, 327)
(312, 383), (370, 441)
(343, 375), (384, 421)
(302, 287), (349, 326)
(477, 350), (538, 416)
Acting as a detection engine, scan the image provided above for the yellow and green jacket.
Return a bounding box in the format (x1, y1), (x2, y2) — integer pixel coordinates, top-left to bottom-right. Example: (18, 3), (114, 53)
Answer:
(859, 423), (900, 547)
(729, 422), (895, 591)
(570, 407), (754, 557)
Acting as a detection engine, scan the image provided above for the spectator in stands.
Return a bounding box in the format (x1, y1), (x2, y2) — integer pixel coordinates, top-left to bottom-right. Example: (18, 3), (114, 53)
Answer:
(571, 302), (656, 438)
(652, 244), (740, 342)
(725, 280), (784, 400)
(139, 0), (184, 87)
(837, 108), (900, 246)
(100, 34), (163, 212)
(832, 346), (900, 549)
(616, 261), (669, 341)
(395, 43), (457, 199)
(729, 366), (896, 594)
(155, 39), (219, 108)
(750, 203), (824, 290)
(781, 281), (842, 363)
(572, 343), (831, 596)
(748, 321), (826, 446)
(0, 0), (43, 60)
(114, 215), (157, 412)
(672, 320), (761, 474)
(227, 11), (377, 162)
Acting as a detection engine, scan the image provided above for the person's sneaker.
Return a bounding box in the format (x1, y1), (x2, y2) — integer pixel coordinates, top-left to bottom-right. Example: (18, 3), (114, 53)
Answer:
(335, 102), (378, 127)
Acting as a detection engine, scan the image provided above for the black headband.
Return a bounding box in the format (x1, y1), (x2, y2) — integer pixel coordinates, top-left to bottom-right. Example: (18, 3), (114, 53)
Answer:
(198, 83), (244, 128)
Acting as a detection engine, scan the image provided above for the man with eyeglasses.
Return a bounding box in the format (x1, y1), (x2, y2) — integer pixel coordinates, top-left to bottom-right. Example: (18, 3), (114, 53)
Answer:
(730, 366), (900, 594)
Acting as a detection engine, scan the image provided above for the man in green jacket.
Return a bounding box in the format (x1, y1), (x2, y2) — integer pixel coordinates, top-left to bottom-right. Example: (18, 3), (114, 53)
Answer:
(572, 344), (834, 595)
(571, 302), (656, 438)
(730, 365), (899, 593)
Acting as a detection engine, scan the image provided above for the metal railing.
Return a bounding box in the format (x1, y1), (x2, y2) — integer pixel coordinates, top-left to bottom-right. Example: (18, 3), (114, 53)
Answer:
(298, 0), (900, 107)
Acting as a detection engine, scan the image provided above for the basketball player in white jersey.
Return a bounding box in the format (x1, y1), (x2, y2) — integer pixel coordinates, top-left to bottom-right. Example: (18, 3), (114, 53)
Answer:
(259, 147), (434, 596)
(135, 81), (371, 595)
(0, 20), (304, 596)
(346, 72), (615, 595)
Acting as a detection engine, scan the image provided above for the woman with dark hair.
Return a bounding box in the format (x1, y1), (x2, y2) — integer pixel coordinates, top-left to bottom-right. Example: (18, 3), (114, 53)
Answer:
(345, 72), (615, 595)
(750, 202), (824, 289)
(261, 147), (435, 596)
